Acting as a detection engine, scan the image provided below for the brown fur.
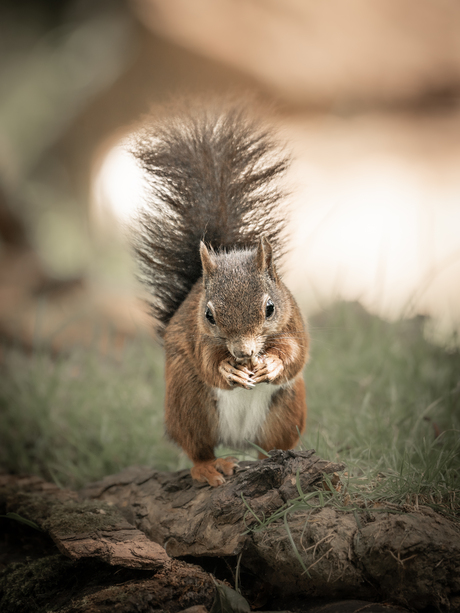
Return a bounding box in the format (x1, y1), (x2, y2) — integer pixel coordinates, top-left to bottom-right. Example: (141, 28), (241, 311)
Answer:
(132, 106), (309, 486)
(256, 376), (307, 451)
(163, 247), (309, 486)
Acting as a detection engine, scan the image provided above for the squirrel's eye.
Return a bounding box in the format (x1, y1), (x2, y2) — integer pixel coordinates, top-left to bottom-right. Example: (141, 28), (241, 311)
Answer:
(265, 299), (275, 319)
(205, 307), (216, 325)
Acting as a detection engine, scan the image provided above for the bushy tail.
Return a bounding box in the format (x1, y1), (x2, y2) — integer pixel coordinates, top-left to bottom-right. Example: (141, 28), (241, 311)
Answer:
(131, 103), (290, 337)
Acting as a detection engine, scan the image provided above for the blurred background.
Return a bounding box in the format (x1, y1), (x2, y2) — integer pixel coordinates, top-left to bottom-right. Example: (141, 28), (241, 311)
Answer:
(1, 0), (460, 493)
(1, 0), (460, 350)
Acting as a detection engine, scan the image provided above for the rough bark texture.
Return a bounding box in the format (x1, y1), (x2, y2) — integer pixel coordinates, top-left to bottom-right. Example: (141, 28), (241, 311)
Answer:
(0, 473), (169, 569)
(1, 451), (460, 612)
(0, 473), (214, 613)
(81, 450), (460, 611)
(81, 450), (343, 558)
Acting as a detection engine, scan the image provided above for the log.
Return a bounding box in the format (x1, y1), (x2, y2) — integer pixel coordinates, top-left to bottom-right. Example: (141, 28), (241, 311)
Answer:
(0, 473), (215, 613)
(1, 451), (459, 612)
(81, 450), (460, 611)
(0, 473), (168, 570)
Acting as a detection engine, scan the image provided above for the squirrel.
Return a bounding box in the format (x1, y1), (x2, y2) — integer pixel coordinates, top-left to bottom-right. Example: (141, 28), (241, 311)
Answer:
(131, 104), (309, 487)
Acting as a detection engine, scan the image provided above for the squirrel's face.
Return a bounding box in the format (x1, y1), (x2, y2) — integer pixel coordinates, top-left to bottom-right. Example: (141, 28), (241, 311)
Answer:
(199, 239), (290, 361)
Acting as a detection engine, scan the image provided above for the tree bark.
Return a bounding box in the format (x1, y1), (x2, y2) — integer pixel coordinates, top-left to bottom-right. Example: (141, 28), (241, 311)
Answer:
(1, 450), (459, 612)
(81, 450), (460, 611)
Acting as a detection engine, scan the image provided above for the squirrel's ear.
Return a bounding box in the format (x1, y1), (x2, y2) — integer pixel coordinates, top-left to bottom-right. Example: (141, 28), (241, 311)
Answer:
(256, 237), (279, 283)
(200, 241), (217, 278)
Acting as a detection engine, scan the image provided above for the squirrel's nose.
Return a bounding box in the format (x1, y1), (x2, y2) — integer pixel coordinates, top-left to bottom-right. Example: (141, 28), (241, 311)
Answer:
(233, 349), (254, 360)
(229, 339), (257, 361)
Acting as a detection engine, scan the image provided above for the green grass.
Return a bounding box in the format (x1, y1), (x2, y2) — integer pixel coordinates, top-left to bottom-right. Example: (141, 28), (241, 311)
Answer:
(0, 302), (459, 513)
(302, 302), (460, 512)
(0, 335), (182, 488)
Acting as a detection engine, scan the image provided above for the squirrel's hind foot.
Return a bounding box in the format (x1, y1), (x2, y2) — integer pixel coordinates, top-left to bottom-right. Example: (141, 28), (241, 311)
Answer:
(191, 457), (238, 487)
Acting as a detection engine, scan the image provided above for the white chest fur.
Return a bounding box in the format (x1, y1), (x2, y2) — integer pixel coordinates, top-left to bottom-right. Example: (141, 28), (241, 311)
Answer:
(214, 384), (282, 449)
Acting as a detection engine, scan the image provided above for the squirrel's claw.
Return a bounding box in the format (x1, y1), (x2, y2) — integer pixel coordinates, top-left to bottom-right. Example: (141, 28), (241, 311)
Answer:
(215, 456), (238, 476)
(219, 359), (256, 390)
(251, 354), (284, 384)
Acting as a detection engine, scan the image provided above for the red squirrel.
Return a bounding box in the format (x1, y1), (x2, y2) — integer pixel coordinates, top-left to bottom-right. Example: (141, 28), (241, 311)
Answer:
(131, 105), (309, 487)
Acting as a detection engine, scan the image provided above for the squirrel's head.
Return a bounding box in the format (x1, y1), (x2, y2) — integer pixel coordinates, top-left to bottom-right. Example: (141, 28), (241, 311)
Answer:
(199, 238), (291, 361)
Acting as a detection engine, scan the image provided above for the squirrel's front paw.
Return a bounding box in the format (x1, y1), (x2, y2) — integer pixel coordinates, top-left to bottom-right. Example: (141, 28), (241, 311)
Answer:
(252, 354), (284, 384)
(219, 359), (255, 390)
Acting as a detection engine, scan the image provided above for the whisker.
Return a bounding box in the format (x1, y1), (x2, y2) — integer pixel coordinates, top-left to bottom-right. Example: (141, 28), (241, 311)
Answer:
(268, 337), (308, 346)
(270, 330), (306, 336)
(269, 334), (307, 339)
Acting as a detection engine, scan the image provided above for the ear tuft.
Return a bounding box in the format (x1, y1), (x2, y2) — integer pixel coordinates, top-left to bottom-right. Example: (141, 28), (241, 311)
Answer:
(200, 241), (217, 277)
